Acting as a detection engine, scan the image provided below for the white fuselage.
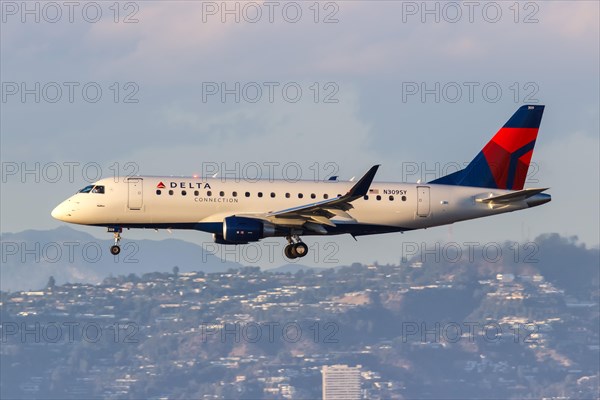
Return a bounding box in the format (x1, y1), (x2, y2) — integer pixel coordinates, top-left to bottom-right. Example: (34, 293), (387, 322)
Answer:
(51, 176), (538, 238)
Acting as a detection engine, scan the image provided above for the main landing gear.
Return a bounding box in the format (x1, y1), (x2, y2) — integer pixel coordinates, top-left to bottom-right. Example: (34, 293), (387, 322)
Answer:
(284, 235), (308, 260)
(108, 227), (122, 255)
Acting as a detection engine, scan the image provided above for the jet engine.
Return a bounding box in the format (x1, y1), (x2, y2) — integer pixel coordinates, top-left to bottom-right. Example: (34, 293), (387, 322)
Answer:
(216, 216), (276, 244)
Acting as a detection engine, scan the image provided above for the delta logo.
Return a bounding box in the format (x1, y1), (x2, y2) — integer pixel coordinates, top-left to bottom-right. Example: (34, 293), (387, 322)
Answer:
(157, 181), (212, 189)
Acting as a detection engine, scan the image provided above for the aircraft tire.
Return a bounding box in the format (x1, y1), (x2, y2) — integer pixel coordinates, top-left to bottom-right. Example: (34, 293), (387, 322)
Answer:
(293, 242), (308, 258)
(284, 244), (297, 259)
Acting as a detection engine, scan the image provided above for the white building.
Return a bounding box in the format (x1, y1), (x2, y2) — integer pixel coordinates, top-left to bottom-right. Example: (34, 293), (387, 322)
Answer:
(322, 364), (362, 400)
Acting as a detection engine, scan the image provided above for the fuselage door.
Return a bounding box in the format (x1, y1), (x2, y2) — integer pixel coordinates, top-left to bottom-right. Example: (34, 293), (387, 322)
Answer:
(417, 186), (430, 217)
(128, 178), (143, 210)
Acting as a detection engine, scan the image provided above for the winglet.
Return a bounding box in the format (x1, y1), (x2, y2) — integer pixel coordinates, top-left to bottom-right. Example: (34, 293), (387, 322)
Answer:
(346, 165), (380, 198)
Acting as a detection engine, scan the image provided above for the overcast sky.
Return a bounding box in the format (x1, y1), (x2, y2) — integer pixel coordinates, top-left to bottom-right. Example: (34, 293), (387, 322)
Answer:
(1, 1), (598, 266)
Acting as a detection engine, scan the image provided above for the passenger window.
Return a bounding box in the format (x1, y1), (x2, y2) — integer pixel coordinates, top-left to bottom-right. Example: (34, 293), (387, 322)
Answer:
(232, 191), (237, 197)
(271, 192), (276, 198)
(324, 194), (329, 199)
(207, 191), (212, 196)
(182, 190), (187, 196)
(364, 195), (369, 200)
(285, 193), (290, 198)
(258, 192), (263, 198)
(245, 192), (250, 197)
(194, 190), (199, 196)
(389, 195), (394, 201)
(169, 190), (174, 195)
(156, 190), (162, 195)
(219, 191), (225, 197)
(298, 193), (303, 199)
(311, 193), (316, 199)
(376, 195), (381, 201)
(402, 195), (407, 202)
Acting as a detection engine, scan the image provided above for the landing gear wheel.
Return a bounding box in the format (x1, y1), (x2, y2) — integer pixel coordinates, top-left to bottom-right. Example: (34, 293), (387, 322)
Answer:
(284, 244), (297, 259)
(284, 234), (308, 260)
(109, 227), (123, 256)
(293, 242), (308, 258)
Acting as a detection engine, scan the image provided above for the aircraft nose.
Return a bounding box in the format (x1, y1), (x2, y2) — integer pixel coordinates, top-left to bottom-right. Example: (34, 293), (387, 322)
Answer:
(51, 201), (70, 221)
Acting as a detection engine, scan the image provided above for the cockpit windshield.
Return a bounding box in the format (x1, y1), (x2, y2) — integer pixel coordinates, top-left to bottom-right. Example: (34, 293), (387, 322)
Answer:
(78, 185), (105, 194)
(78, 185), (94, 193)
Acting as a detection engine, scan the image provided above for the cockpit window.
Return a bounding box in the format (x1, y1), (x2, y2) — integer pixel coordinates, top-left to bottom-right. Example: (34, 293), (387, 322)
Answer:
(78, 185), (94, 193)
(78, 185), (104, 194)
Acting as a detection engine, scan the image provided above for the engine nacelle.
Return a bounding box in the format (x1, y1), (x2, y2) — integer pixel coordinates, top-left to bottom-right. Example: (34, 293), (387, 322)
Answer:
(221, 216), (275, 244)
(213, 234), (247, 245)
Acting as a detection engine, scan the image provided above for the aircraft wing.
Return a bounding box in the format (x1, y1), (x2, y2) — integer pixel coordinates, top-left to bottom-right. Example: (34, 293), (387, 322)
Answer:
(258, 165), (380, 230)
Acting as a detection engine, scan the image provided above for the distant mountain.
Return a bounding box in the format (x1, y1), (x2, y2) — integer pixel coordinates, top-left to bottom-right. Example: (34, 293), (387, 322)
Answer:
(533, 233), (599, 296)
(0, 226), (243, 291)
(2, 227), (597, 294)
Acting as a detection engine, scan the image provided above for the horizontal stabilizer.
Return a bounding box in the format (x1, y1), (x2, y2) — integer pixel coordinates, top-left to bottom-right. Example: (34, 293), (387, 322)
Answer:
(476, 188), (549, 204)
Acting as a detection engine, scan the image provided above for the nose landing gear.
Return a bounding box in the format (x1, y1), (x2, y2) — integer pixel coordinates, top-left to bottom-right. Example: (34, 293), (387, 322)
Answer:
(108, 227), (122, 255)
(284, 235), (308, 260)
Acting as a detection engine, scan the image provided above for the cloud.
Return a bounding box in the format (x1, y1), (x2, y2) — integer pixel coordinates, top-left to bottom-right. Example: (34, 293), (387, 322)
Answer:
(124, 84), (380, 178)
(542, 1), (599, 39)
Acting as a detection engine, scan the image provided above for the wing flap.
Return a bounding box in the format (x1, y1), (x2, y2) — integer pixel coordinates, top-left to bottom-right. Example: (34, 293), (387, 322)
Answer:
(307, 215), (337, 227)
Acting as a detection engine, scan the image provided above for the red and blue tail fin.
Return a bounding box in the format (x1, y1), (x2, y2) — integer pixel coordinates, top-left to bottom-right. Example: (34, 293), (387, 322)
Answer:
(431, 105), (544, 190)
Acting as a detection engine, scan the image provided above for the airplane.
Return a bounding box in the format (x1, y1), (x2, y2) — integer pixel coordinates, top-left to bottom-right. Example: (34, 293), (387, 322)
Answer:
(51, 105), (550, 259)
